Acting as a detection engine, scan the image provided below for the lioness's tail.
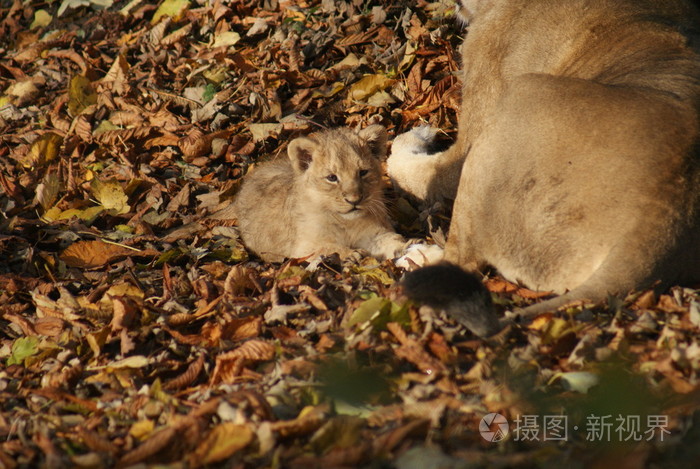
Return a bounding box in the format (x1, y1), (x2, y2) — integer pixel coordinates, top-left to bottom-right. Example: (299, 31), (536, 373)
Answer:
(400, 260), (651, 338)
(401, 262), (501, 337)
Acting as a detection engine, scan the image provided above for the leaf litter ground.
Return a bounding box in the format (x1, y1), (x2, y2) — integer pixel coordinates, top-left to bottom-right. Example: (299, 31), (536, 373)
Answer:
(1, 1), (699, 468)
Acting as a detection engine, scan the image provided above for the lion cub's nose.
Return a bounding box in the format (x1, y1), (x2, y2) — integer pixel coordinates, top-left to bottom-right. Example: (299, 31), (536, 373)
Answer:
(344, 194), (363, 205)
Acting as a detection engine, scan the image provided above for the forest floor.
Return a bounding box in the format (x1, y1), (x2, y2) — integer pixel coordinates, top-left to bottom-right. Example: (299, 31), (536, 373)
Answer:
(1, 0), (699, 467)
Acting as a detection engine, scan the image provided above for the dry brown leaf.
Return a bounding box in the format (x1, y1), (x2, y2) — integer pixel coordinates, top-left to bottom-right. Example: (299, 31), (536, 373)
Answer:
(336, 27), (379, 46)
(222, 317), (263, 342)
(270, 404), (330, 438)
(387, 322), (447, 375)
(224, 265), (256, 296)
(60, 241), (138, 269)
(103, 53), (130, 95)
(47, 50), (88, 74)
(372, 419), (431, 457)
(110, 110), (144, 127)
(162, 23), (193, 46)
(118, 426), (176, 467)
(12, 42), (47, 63)
(73, 114), (93, 143)
(164, 353), (205, 391)
(94, 126), (154, 145)
(179, 128), (210, 161)
(216, 339), (276, 362)
(77, 427), (119, 455)
(34, 317), (65, 337)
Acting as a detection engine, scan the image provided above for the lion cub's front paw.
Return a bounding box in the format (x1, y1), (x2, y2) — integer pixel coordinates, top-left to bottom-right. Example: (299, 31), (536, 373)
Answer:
(395, 243), (444, 270)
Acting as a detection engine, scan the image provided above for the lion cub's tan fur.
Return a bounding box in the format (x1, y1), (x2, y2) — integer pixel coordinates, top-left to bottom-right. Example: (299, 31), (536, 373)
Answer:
(235, 125), (411, 263)
(389, 0), (700, 313)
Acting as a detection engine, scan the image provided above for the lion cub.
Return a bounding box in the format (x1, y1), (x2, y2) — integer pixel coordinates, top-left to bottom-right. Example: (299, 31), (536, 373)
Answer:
(234, 125), (441, 264)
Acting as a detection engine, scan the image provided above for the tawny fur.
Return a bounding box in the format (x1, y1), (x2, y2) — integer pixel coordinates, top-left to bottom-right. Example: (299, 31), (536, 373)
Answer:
(389, 0), (700, 314)
(234, 126), (422, 263)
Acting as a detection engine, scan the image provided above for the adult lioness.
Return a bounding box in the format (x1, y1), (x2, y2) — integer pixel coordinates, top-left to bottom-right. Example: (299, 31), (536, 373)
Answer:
(389, 0), (700, 325)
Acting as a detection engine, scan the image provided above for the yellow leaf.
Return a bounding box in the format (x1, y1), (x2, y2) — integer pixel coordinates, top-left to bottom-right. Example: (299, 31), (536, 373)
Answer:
(43, 206), (104, 222)
(42, 206), (62, 221)
(94, 120), (120, 136)
(27, 132), (63, 168)
(151, 0), (190, 24)
(312, 82), (345, 99)
(211, 31), (241, 49)
(31, 9), (53, 29)
(129, 420), (155, 441)
(68, 75), (97, 117)
(108, 355), (150, 369)
(202, 66), (229, 84)
(540, 317), (571, 345)
(348, 74), (396, 101)
(101, 282), (144, 301)
(91, 178), (130, 215)
(192, 423), (254, 466)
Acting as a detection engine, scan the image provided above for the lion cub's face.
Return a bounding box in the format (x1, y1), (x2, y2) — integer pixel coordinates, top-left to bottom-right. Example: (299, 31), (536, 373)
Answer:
(288, 125), (388, 219)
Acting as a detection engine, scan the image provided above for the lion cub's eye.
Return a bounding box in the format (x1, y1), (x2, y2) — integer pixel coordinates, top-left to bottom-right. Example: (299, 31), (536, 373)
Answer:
(359, 169), (369, 177)
(326, 174), (338, 183)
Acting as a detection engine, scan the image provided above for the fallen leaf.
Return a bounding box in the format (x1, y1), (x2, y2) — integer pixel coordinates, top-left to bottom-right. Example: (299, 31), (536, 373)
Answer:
(7, 336), (40, 366)
(190, 423), (254, 466)
(25, 132), (63, 168)
(68, 75), (97, 116)
(31, 10), (53, 29)
(60, 240), (137, 269)
(152, 0), (190, 24)
(90, 178), (131, 215)
(348, 74), (396, 101)
(211, 31), (241, 49)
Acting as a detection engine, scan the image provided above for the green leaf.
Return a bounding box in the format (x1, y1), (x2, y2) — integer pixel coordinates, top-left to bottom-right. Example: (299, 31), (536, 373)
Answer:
(31, 9), (53, 29)
(7, 337), (40, 366)
(348, 297), (392, 327)
(202, 83), (218, 102)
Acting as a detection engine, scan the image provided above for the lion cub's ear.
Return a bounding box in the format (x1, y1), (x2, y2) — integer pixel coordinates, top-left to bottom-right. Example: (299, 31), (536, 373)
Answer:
(359, 124), (388, 160)
(288, 137), (318, 173)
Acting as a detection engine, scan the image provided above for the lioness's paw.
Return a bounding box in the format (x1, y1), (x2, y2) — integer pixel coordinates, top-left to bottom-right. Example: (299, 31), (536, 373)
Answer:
(388, 127), (441, 201)
(395, 243), (444, 269)
(391, 126), (437, 156)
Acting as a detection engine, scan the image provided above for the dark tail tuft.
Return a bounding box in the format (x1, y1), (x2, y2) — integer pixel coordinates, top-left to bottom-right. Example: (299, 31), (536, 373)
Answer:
(401, 262), (501, 338)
